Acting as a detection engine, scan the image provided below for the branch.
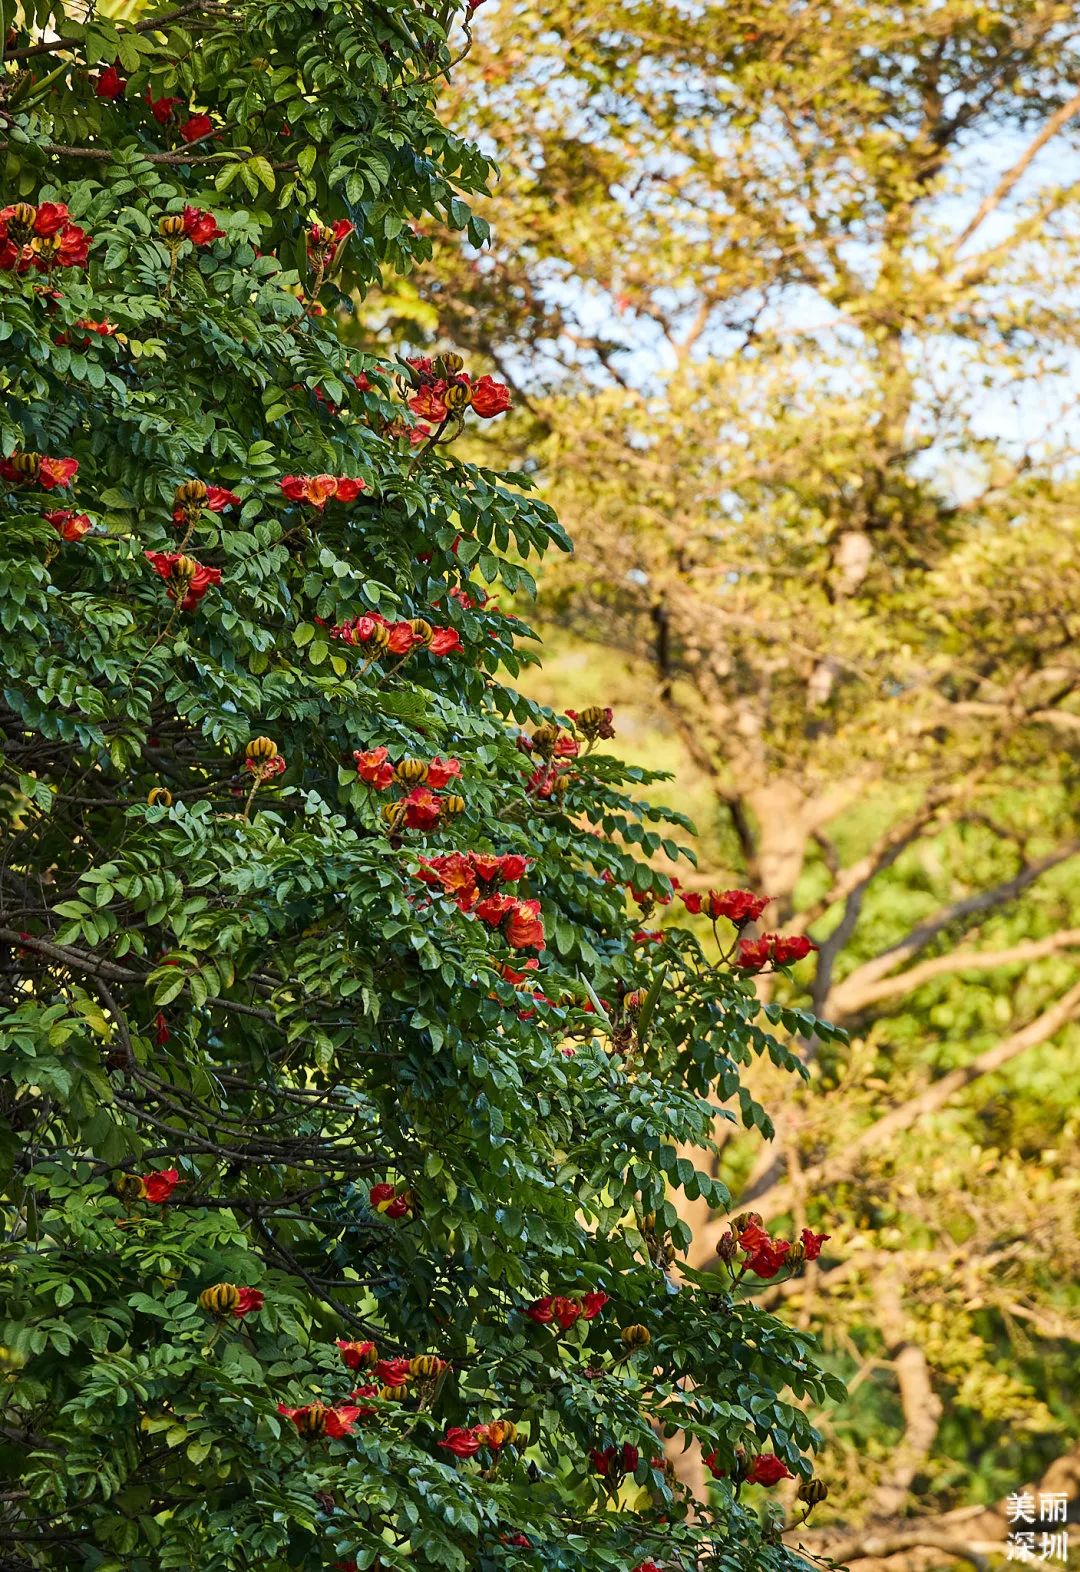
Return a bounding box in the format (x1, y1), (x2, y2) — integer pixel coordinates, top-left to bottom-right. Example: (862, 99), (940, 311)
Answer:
(688, 978), (1080, 1262)
(947, 88), (1080, 256)
(7, 1), (226, 61)
(825, 840), (1080, 1021)
(830, 928), (1080, 1013)
(871, 1274), (943, 1518)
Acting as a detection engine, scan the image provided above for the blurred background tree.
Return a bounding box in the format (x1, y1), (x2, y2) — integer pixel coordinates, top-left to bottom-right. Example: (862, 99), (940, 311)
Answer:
(357, 0), (1080, 1555)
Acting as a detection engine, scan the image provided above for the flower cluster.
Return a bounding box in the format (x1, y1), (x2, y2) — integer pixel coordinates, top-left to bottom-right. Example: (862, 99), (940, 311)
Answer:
(278, 1402), (362, 1440)
(279, 473), (365, 509)
(307, 217), (354, 262)
(0, 202), (91, 273)
(369, 1182), (414, 1219)
(565, 705), (615, 742)
(437, 1419), (518, 1458)
(112, 1166), (181, 1205)
(144, 551), (222, 613)
(525, 1289), (608, 1330)
(590, 1441), (640, 1479)
(332, 611), (461, 657)
(681, 887), (770, 925)
(415, 850), (530, 912)
(354, 750), (465, 831)
(244, 737), (286, 781)
(405, 354), (511, 425)
(703, 1447), (794, 1487)
(172, 478), (240, 526)
(197, 1282), (264, 1319)
(735, 931), (817, 970)
(716, 1213), (830, 1279)
(0, 452), (78, 490)
(179, 206), (223, 247)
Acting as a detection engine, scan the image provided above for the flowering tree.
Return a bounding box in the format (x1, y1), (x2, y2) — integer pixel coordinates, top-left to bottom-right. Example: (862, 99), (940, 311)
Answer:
(0, 4), (841, 1569)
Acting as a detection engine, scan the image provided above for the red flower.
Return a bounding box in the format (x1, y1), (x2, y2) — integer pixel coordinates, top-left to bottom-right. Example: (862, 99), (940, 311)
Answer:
(526, 1296), (554, 1324)
(244, 754), (285, 779)
(708, 888), (770, 925)
(800, 1227), (830, 1261)
(354, 746), (394, 789)
(385, 621), (416, 654)
(144, 550), (221, 612)
(334, 476), (365, 501)
(633, 930), (663, 945)
(632, 1563), (664, 1572)
(349, 1383), (379, 1416)
(31, 203), (70, 238)
(141, 1167), (180, 1204)
(504, 899), (545, 951)
(426, 756), (461, 790)
(737, 1219), (772, 1254)
(402, 787), (442, 830)
(580, 1290), (608, 1320)
(470, 375), (512, 418)
(680, 891), (703, 915)
(703, 1449), (725, 1479)
(428, 626), (461, 656)
(409, 382), (448, 422)
(233, 1287), (264, 1318)
(373, 1357), (411, 1386)
(746, 1453), (794, 1486)
(146, 91), (181, 123)
(734, 936), (771, 971)
(43, 508), (91, 542)
(771, 933), (818, 965)
(591, 1443), (639, 1478)
(95, 65), (126, 99)
(278, 1402), (361, 1438)
(497, 854), (530, 883)
(205, 485), (241, 512)
(438, 1426), (484, 1458)
(154, 1011), (171, 1046)
(476, 893), (516, 926)
(551, 1295), (581, 1330)
(1, 455), (79, 490)
(336, 1339), (377, 1370)
(181, 206), (224, 246)
(369, 1182), (413, 1218)
(180, 113), (214, 144)
(743, 1237), (792, 1279)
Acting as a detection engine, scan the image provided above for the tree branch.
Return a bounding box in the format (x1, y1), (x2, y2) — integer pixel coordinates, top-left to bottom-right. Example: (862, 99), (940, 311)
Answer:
(947, 88), (1080, 256)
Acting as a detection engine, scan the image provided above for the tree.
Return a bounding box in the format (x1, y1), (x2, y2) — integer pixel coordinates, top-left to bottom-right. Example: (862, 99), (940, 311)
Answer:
(396, 0), (1080, 1546)
(0, 2), (842, 1569)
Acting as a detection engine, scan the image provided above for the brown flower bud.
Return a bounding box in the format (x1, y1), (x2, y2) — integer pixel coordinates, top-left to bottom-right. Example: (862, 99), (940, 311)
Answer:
(245, 737), (278, 762)
(7, 451), (41, 483)
(443, 793), (466, 816)
(485, 1419), (518, 1448)
(531, 722), (559, 757)
(198, 1282), (241, 1315)
(294, 1402), (328, 1439)
(114, 1172), (147, 1203)
(715, 1228), (740, 1265)
(381, 800), (409, 831)
(798, 1477), (829, 1509)
(444, 380), (470, 412)
(170, 555), (198, 585)
(174, 479), (208, 507)
(394, 757), (429, 784)
(439, 352), (465, 375)
(620, 1323), (652, 1349)
(158, 214), (186, 240)
(408, 1355), (448, 1378)
(8, 203), (37, 243)
(147, 786), (173, 807)
(407, 617), (434, 647)
(379, 1383), (409, 1401)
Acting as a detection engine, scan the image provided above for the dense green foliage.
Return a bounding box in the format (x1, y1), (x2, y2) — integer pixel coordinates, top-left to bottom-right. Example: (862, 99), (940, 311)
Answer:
(0, 3), (843, 1569)
(384, 0), (1080, 1542)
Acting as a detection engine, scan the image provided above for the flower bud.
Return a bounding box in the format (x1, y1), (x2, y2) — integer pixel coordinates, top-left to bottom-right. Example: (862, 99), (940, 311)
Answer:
(407, 617), (434, 647)
(147, 786), (173, 807)
(730, 1445), (748, 1485)
(171, 554), (198, 585)
(787, 1241), (807, 1268)
(361, 620), (390, 652)
(715, 1228), (740, 1265)
(623, 989), (644, 1015)
(158, 214), (186, 240)
(114, 1172), (147, 1203)
(444, 380), (470, 412)
(798, 1478), (829, 1509)
(199, 1282), (241, 1315)
(7, 451), (41, 483)
(30, 234), (58, 263)
(439, 352), (465, 375)
(245, 737), (278, 762)
(379, 1383), (409, 1401)
(381, 800), (409, 832)
(8, 203), (37, 243)
(443, 793), (466, 816)
(394, 757), (428, 784)
(409, 1355), (448, 1378)
(620, 1323), (651, 1349)
(531, 722), (559, 758)
(294, 1402), (328, 1439)
(174, 478), (208, 507)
